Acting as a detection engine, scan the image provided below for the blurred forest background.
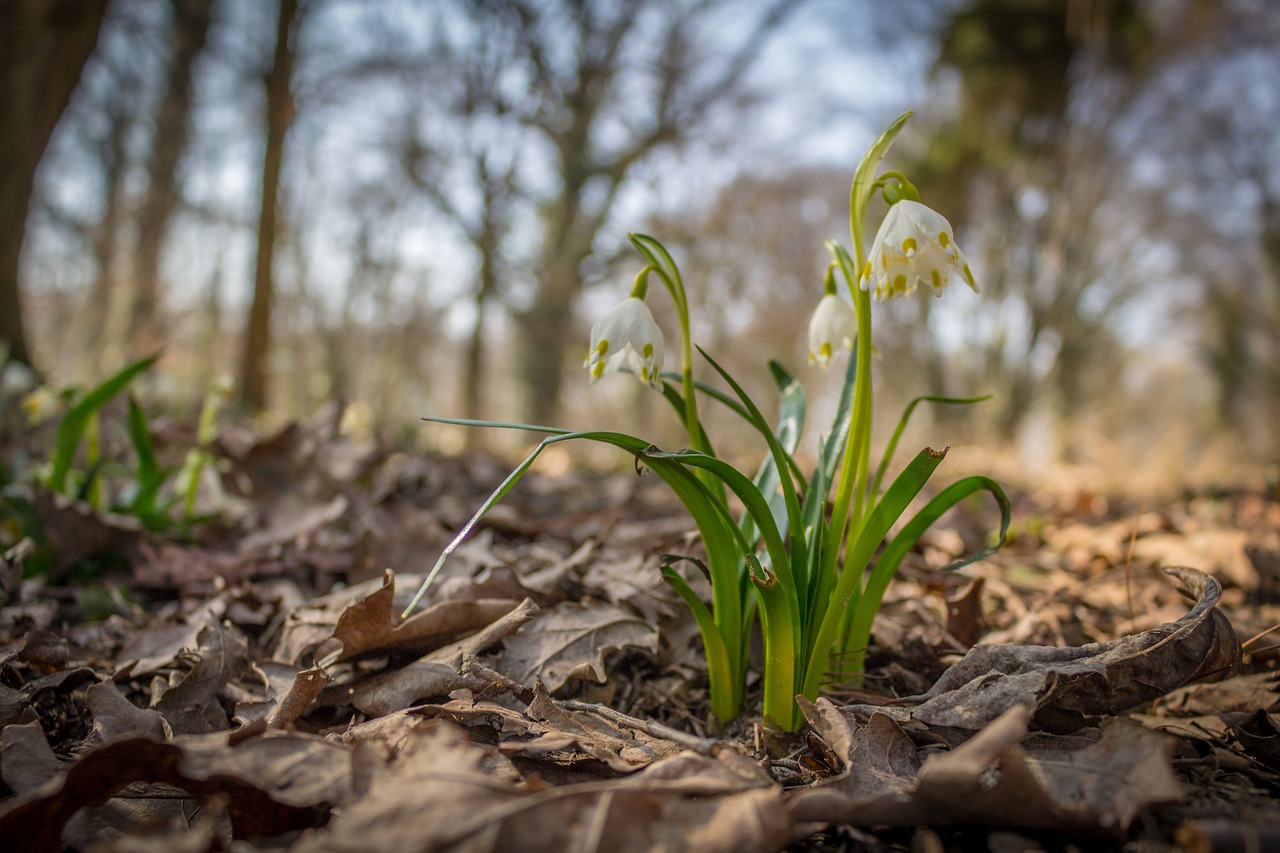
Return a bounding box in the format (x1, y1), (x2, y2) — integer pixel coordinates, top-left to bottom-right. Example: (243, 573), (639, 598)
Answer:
(2, 0), (1277, 493)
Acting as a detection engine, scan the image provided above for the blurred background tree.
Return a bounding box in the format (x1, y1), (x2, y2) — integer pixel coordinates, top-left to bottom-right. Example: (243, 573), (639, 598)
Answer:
(3, 0), (1276, 487)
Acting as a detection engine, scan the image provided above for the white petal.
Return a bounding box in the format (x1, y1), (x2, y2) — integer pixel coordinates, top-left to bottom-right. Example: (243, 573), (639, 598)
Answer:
(808, 294), (856, 368)
(585, 297), (665, 387)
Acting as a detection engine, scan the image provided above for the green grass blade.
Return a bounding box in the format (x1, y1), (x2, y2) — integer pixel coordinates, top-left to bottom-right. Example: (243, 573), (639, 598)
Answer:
(802, 446), (948, 699)
(48, 353), (161, 493)
(842, 475), (1010, 675)
(697, 348), (806, 584)
(124, 394), (165, 522)
(819, 329), (860, 482)
(850, 111), (912, 244)
(662, 564), (739, 720)
(422, 415), (571, 435)
(869, 394), (993, 501)
(402, 428), (654, 617)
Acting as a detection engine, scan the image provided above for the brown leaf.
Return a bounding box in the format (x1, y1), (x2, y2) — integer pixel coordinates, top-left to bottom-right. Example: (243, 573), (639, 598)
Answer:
(515, 684), (684, 773)
(864, 567), (1241, 732)
(1227, 709), (1280, 772)
(1, 721), (62, 793)
(326, 599), (541, 716)
(292, 721), (789, 853)
(791, 702), (1182, 837)
(0, 730), (353, 849)
(151, 621), (250, 734)
(500, 601), (659, 692)
(34, 490), (143, 582)
(86, 681), (172, 743)
(323, 569), (520, 665)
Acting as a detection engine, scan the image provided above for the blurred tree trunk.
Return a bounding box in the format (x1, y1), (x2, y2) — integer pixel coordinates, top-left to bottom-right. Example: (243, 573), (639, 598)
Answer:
(83, 74), (134, 365)
(0, 0), (109, 372)
(128, 0), (214, 359)
(239, 0), (300, 411)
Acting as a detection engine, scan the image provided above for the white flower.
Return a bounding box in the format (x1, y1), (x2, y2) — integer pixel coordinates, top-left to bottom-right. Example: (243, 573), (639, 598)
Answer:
(807, 293), (857, 368)
(860, 200), (978, 301)
(584, 296), (665, 388)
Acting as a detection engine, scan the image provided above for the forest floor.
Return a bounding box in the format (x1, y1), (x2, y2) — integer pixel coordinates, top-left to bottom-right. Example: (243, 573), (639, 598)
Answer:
(2, 404), (1278, 852)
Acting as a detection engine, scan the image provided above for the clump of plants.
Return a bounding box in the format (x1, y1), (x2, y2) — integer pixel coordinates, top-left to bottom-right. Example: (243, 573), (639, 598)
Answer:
(1, 353), (229, 577)
(405, 112), (1010, 732)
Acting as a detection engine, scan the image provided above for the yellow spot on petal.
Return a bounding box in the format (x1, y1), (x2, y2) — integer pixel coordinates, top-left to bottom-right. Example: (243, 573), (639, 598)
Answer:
(643, 342), (653, 359)
(893, 274), (907, 292)
(596, 340), (609, 356)
(860, 260), (872, 280)
(931, 269), (942, 289)
(938, 232), (950, 248)
(820, 342), (832, 360)
(963, 264), (975, 287)
(592, 361), (604, 379)
(902, 237), (917, 256)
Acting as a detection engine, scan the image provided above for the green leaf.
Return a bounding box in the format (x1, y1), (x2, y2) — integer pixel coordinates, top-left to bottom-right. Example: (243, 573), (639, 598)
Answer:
(124, 394), (166, 523)
(819, 314), (860, 482)
(802, 446), (948, 699)
(47, 354), (160, 493)
(869, 393), (993, 500)
(842, 475), (1010, 675)
(697, 348), (806, 571)
(662, 564), (739, 720)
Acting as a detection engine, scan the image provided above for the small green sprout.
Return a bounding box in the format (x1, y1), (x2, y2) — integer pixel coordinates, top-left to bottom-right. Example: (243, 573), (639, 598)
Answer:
(405, 112), (1010, 732)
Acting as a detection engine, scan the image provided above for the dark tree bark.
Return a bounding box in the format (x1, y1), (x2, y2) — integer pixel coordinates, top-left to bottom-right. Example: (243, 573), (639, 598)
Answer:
(128, 0), (214, 359)
(239, 0), (300, 411)
(0, 0), (109, 371)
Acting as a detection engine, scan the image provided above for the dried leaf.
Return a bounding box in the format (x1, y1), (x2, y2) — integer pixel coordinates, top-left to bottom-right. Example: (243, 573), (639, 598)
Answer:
(292, 722), (789, 853)
(792, 702), (1182, 836)
(324, 569), (519, 665)
(326, 599), (541, 716)
(865, 567), (1240, 732)
(500, 601), (659, 692)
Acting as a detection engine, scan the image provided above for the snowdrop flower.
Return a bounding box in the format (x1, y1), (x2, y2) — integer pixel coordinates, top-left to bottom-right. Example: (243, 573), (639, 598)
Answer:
(807, 293), (857, 368)
(584, 296), (665, 388)
(861, 200), (977, 301)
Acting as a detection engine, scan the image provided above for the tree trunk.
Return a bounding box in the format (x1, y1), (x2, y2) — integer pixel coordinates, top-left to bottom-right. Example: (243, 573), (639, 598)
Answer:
(0, 0), (109, 372)
(83, 91), (132, 365)
(129, 0), (214, 359)
(239, 0), (299, 411)
(519, 253), (582, 426)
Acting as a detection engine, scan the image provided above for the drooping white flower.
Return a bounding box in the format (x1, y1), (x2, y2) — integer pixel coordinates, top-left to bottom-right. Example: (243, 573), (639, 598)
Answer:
(860, 200), (978, 301)
(584, 296), (665, 388)
(807, 293), (857, 369)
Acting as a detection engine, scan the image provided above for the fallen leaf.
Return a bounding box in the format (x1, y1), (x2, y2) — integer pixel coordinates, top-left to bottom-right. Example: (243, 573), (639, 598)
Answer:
(0, 729), (353, 849)
(862, 567), (1240, 732)
(791, 702), (1182, 837)
(500, 601), (659, 692)
(292, 721), (789, 853)
(321, 569), (520, 665)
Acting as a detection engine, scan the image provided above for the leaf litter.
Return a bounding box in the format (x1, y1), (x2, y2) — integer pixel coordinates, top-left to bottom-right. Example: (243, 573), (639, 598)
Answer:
(2, 410), (1279, 850)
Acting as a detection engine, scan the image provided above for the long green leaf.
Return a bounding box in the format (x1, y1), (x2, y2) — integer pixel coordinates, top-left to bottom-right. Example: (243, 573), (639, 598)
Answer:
(124, 394), (165, 522)
(662, 565), (738, 720)
(402, 428), (652, 616)
(842, 475), (1010, 674)
(48, 353), (161, 493)
(802, 446), (948, 699)
(819, 309), (861, 482)
(869, 394), (993, 500)
(697, 348), (806, 586)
